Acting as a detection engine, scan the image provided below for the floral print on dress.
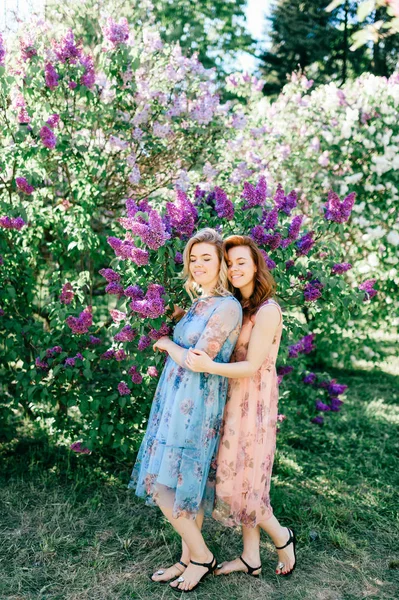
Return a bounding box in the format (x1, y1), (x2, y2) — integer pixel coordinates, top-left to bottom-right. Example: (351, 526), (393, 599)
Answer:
(129, 295), (242, 519)
(213, 299), (283, 528)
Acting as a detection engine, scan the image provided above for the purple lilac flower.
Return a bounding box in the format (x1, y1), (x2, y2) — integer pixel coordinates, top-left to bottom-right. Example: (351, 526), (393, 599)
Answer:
(242, 175), (267, 209)
(0, 216), (27, 230)
(251, 225), (268, 245)
(46, 346), (63, 358)
(289, 216), (303, 240)
(70, 441), (91, 454)
(131, 371), (143, 384)
(80, 53), (95, 88)
(277, 365), (294, 376)
(304, 283), (323, 302)
(149, 322), (171, 340)
(214, 187), (234, 220)
(66, 307), (92, 334)
(288, 334), (315, 358)
(46, 113), (60, 128)
(330, 397), (344, 412)
(296, 231), (315, 256)
(138, 335), (151, 351)
(315, 399), (331, 412)
(194, 186), (206, 204)
(35, 357), (49, 370)
(107, 237), (149, 266)
(69, 81), (77, 89)
(274, 184), (297, 215)
(105, 282), (124, 296)
(174, 252), (183, 264)
(264, 233), (282, 250)
(53, 29), (81, 63)
(60, 282), (74, 305)
(0, 33), (5, 67)
(45, 63), (59, 90)
(114, 325), (137, 342)
(264, 208), (278, 231)
(89, 335), (101, 345)
(101, 349), (115, 360)
(124, 285), (144, 299)
(147, 366), (158, 377)
(285, 260), (295, 270)
(102, 17), (130, 46)
(40, 126), (57, 149)
(166, 189), (198, 238)
(118, 381), (131, 396)
(114, 349), (127, 361)
(324, 191), (356, 223)
(130, 283), (166, 319)
(359, 279), (377, 299)
(65, 357), (76, 367)
(15, 177), (34, 194)
(303, 372), (316, 384)
(99, 268), (120, 282)
(311, 416), (324, 425)
(331, 263), (352, 275)
(328, 382), (348, 396)
(126, 209), (170, 250)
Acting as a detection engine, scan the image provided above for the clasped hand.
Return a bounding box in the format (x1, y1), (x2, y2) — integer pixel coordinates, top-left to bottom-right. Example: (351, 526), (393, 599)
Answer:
(153, 336), (170, 353)
(185, 348), (212, 372)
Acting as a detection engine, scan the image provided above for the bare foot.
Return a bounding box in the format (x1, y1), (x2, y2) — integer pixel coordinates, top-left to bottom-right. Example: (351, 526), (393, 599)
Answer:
(275, 527), (296, 575)
(215, 556), (262, 577)
(170, 553), (215, 592)
(151, 561), (186, 583)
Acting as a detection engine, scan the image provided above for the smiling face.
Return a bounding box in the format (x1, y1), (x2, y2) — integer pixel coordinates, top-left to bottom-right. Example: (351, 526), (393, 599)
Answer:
(227, 245), (257, 297)
(189, 242), (220, 292)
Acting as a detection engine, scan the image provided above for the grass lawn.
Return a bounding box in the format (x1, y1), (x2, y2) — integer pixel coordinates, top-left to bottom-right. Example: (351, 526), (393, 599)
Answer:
(1, 366), (398, 600)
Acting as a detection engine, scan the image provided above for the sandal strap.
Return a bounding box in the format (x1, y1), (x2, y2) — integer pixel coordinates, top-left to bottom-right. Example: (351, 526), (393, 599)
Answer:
(275, 528), (294, 550)
(239, 555), (262, 574)
(178, 560), (187, 569)
(190, 555), (215, 570)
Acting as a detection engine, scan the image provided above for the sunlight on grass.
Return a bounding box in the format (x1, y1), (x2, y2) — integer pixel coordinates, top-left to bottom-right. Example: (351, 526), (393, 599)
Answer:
(365, 399), (399, 425)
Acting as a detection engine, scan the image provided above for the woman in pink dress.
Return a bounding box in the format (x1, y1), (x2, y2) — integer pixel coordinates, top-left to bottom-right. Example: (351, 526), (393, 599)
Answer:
(186, 235), (297, 578)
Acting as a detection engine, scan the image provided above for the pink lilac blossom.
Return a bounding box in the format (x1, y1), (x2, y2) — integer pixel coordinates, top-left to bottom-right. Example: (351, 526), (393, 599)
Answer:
(118, 381), (131, 395)
(0, 216), (27, 230)
(114, 349), (127, 361)
(131, 371), (143, 384)
(359, 279), (377, 299)
(147, 366), (158, 377)
(40, 126), (57, 149)
(80, 53), (95, 88)
(105, 282), (124, 296)
(114, 325), (137, 342)
(126, 209), (170, 250)
(60, 282), (74, 304)
(35, 357), (49, 370)
(109, 309), (126, 323)
(20, 37), (37, 61)
(149, 322), (171, 340)
(324, 191), (356, 224)
(107, 236), (149, 266)
(102, 17), (129, 47)
(65, 357), (76, 367)
(53, 30), (81, 63)
(130, 283), (166, 319)
(124, 285), (144, 299)
(331, 263), (352, 274)
(45, 63), (59, 90)
(15, 177), (34, 194)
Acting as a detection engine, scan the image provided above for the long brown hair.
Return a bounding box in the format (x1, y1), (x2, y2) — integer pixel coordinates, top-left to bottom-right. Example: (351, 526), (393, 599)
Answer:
(182, 228), (231, 300)
(223, 235), (276, 316)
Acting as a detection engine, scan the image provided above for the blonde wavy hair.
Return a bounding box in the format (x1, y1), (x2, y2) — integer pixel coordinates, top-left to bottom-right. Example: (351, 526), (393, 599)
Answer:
(182, 228), (231, 300)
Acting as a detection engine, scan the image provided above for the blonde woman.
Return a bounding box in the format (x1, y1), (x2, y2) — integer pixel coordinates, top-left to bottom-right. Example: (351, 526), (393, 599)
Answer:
(129, 228), (242, 593)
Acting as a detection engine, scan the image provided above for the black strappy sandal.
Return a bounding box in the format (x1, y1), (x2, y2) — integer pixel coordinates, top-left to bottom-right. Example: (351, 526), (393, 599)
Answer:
(275, 527), (297, 577)
(171, 555), (217, 593)
(150, 560), (187, 584)
(238, 555), (262, 578)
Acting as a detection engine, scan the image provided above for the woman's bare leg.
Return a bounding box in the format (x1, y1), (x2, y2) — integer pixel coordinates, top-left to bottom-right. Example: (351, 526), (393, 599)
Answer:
(155, 505), (214, 591)
(215, 525), (261, 576)
(151, 508), (205, 582)
(258, 514), (296, 575)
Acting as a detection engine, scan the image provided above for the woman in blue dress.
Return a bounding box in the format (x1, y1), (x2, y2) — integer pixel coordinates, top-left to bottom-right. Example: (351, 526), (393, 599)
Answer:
(129, 228), (242, 593)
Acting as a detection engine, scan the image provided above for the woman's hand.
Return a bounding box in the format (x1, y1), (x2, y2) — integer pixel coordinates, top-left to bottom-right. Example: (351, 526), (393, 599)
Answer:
(185, 349), (214, 373)
(153, 336), (171, 353)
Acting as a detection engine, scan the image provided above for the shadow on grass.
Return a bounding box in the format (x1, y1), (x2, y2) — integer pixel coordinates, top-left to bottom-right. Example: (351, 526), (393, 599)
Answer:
(0, 366), (398, 600)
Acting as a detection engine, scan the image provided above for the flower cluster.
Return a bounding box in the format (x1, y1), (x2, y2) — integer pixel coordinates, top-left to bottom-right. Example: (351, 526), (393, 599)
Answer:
(288, 334), (315, 358)
(107, 236), (149, 266)
(102, 17), (130, 47)
(359, 279), (378, 299)
(66, 307), (93, 334)
(121, 204), (170, 251)
(242, 175), (267, 209)
(0, 216), (27, 230)
(59, 282), (74, 305)
(114, 325), (137, 342)
(331, 262), (352, 274)
(324, 191), (356, 224)
(129, 284), (166, 319)
(128, 365), (143, 384)
(304, 280), (324, 302)
(166, 189), (198, 238)
(15, 177), (34, 194)
(40, 126), (57, 149)
(46, 345), (63, 358)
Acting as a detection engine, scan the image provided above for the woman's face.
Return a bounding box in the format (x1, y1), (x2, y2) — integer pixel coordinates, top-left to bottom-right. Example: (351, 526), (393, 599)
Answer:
(227, 245), (257, 290)
(189, 242), (220, 289)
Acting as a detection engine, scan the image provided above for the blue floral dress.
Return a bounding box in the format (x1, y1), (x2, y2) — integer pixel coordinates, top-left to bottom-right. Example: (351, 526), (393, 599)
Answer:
(129, 295), (242, 519)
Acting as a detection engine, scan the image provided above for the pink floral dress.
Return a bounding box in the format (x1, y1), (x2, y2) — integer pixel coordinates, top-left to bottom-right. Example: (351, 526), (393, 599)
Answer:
(213, 298), (283, 528)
